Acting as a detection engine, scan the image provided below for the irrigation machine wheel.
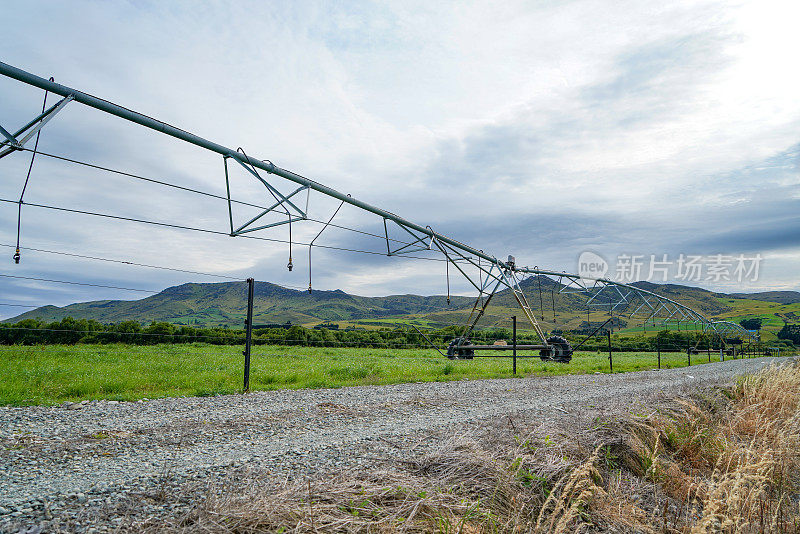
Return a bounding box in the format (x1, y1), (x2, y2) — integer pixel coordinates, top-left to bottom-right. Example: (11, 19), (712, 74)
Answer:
(447, 337), (475, 360)
(539, 335), (573, 363)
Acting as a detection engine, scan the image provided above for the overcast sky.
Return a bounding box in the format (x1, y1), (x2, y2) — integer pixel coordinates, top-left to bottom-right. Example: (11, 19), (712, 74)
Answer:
(1, 0), (798, 318)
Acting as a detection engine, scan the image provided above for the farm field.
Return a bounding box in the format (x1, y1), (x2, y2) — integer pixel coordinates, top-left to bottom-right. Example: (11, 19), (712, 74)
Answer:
(714, 297), (800, 340)
(0, 343), (759, 406)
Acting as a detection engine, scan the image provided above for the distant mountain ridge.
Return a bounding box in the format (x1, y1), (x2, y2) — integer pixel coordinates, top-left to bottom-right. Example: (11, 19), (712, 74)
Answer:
(4, 281), (476, 327)
(5, 278), (796, 330)
(729, 291), (800, 305)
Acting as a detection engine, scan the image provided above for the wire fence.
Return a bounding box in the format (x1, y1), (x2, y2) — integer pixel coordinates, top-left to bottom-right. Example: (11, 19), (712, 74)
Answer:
(0, 323), (790, 357)
(0, 320), (791, 406)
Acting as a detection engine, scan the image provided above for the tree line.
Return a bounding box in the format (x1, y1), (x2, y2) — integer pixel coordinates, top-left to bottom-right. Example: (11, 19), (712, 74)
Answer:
(778, 324), (800, 345)
(0, 316), (770, 352)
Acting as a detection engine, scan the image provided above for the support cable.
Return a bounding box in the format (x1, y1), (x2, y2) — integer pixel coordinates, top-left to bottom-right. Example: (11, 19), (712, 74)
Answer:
(0, 273), (157, 293)
(478, 255), (482, 292)
(16, 147), (434, 250)
(0, 197), (447, 262)
(407, 324), (448, 358)
(445, 252), (451, 305)
(27, 147), (272, 211)
(14, 81), (51, 264)
(0, 243), (241, 280)
(535, 267), (544, 318)
(552, 274), (561, 323)
(0, 240), (465, 304)
(308, 199), (346, 292)
(477, 254), (484, 310)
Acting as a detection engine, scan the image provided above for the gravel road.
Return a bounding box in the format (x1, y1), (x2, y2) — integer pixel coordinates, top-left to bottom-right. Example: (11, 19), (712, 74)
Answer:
(0, 357), (780, 532)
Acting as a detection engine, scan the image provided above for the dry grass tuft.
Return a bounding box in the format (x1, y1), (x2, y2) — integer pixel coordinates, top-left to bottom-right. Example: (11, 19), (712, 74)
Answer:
(688, 361), (800, 533)
(626, 361), (800, 533)
(534, 446), (605, 533)
(142, 438), (563, 533)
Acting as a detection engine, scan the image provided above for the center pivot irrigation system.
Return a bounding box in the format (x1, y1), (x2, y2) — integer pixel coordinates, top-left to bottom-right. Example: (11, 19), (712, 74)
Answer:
(0, 61), (756, 361)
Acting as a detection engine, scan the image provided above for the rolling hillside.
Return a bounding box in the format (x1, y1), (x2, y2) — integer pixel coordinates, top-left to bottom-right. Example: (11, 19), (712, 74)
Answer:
(4, 281), (476, 327)
(6, 278), (798, 340)
(729, 291), (800, 304)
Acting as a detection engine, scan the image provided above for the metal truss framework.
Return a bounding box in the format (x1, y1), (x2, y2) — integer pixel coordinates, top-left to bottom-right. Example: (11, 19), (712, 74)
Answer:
(223, 153), (309, 236)
(512, 268), (758, 343)
(0, 61), (756, 347)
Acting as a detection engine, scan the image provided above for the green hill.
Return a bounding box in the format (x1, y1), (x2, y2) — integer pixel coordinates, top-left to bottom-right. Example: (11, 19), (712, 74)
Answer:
(729, 291), (800, 305)
(3, 281), (476, 327)
(5, 278), (798, 341)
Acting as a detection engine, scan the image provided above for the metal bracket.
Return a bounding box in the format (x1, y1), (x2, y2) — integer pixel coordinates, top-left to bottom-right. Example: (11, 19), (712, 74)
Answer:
(223, 153), (309, 236)
(0, 94), (73, 159)
(383, 219), (434, 256)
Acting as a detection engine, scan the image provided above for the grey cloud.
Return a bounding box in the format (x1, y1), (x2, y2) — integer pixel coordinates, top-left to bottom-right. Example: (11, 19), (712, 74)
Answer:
(1, 0), (798, 315)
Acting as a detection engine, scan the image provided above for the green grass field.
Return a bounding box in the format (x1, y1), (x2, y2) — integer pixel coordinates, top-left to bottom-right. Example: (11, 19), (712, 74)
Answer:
(713, 297), (800, 341)
(0, 343), (773, 406)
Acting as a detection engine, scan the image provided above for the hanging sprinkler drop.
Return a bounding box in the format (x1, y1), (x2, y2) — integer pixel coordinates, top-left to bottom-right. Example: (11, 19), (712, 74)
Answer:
(14, 83), (52, 266)
(287, 213), (293, 271)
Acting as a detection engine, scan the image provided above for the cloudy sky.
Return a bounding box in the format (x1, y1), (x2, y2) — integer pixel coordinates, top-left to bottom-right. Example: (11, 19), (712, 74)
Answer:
(0, 0), (798, 318)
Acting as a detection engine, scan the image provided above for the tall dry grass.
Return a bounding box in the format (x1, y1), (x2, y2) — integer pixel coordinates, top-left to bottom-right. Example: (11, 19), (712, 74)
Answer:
(607, 360), (800, 533)
(689, 362), (800, 533)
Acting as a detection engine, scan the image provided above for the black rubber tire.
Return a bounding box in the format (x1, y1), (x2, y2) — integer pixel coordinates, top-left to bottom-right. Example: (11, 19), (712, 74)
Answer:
(539, 335), (573, 363)
(447, 337), (475, 360)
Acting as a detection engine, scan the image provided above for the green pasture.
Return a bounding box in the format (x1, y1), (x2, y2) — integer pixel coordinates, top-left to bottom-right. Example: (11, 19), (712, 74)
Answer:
(714, 297), (800, 341)
(0, 343), (777, 406)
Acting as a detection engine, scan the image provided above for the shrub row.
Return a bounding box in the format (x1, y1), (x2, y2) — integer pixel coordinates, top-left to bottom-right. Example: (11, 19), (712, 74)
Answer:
(0, 317), (786, 352)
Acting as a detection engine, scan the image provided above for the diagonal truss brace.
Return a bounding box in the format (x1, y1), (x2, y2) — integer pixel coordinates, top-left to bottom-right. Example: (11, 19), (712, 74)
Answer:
(383, 220), (434, 256)
(0, 94), (73, 159)
(500, 269), (548, 343)
(223, 155), (309, 236)
(428, 239), (549, 345)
